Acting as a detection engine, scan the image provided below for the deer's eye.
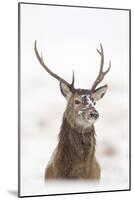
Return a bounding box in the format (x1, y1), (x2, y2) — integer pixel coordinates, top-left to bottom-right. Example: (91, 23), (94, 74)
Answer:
(75, 100), (81, 104)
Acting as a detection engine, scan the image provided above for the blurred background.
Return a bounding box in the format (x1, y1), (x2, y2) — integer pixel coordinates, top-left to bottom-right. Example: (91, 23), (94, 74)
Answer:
(20, 3), (130, 196)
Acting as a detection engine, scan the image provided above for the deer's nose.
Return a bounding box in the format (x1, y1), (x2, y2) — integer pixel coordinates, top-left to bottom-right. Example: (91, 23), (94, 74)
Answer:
(90, 110), (99, 119)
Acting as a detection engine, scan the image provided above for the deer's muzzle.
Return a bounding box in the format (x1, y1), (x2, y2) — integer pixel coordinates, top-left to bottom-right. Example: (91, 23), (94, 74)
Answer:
(90, 110), (99, 120)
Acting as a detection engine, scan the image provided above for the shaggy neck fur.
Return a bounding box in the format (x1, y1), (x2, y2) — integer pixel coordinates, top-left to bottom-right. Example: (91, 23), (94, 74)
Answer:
(45, 113), (100, 179)
(59, 116), (96, 161)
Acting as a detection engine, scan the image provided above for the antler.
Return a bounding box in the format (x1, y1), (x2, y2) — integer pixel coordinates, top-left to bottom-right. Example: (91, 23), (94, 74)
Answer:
(34, 40), (75, 91)
(91, 44), (111, 91)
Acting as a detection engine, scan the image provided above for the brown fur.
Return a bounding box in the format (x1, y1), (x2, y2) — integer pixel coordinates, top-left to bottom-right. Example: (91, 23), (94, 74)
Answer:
(45, 116), (101, 180)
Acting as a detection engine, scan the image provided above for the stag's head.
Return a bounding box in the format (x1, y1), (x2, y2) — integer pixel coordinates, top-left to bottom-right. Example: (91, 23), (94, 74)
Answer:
(34, 41), (111, 130)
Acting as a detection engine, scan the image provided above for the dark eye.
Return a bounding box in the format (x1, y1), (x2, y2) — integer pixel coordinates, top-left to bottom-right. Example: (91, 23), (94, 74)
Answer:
(94, 102), (96, 105)
(75, 100), (81, 104)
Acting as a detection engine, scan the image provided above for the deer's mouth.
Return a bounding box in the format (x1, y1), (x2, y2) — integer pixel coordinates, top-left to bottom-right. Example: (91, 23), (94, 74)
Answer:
(86, 115), (99, 124)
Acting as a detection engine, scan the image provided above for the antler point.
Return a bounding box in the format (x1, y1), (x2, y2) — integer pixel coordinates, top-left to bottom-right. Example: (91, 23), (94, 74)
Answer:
(71, 70), (75, 87)
(34, 40), (36, 49)
(97, 49), (101, 55)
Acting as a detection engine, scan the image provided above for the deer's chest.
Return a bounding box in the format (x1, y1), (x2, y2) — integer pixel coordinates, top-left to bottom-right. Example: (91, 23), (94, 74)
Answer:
(69, 131), (95, 158)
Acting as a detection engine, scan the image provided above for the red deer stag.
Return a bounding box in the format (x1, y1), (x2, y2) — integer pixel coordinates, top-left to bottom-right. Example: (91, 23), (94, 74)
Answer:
(34, 41), (111, 180)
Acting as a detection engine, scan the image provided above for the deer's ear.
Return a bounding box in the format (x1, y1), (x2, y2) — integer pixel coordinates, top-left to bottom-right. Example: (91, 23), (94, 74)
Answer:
(60, 82), (72, 100)
(91, 85), (108, 101)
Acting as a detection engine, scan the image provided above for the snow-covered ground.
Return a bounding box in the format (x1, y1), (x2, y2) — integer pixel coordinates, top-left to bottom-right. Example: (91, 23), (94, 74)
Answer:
(20, 4), (130, 196)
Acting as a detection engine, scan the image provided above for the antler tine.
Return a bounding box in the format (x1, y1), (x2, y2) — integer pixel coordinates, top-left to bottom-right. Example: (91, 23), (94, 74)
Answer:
(91, 44), (111, 91)
(71, 70), (75, 87)
(34, 40), (74, 90)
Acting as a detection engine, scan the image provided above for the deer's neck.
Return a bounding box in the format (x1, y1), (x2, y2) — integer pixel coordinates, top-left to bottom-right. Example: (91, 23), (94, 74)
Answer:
(59, 118), (96, 160)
